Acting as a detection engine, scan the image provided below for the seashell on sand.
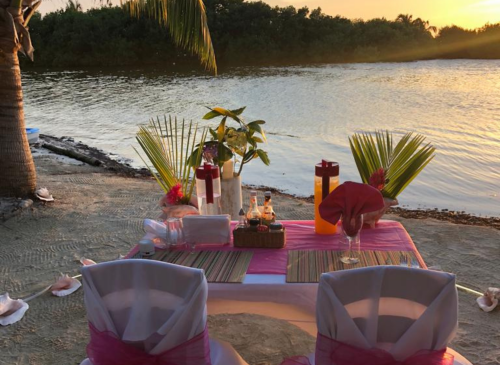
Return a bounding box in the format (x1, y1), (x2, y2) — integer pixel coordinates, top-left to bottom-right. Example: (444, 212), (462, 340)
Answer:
(476, 287), (500, 312)
(51, 274), (82, 297)
(35, 187), (54, 202)
(80, 257), (97, 266)
(0, 293), (29, 326)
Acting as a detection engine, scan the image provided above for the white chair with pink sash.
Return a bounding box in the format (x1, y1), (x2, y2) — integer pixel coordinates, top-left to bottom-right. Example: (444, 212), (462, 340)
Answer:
(281, 266), (473, 365)
(79, 259), (248, 365)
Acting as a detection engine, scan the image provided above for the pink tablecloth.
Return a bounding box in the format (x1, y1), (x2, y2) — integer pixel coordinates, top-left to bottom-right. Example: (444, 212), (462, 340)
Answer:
(126, 220), (426, 275)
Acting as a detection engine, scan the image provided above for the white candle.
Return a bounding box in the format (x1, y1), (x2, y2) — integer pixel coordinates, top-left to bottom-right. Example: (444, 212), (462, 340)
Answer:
(222, 160), (234, 180)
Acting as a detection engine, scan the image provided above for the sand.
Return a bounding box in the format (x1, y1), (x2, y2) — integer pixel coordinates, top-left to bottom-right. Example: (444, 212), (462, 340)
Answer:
(0, 147), (499, 365)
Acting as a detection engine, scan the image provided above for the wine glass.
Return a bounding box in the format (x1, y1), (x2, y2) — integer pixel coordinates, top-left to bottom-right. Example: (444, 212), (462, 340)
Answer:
(340, 214), (363, 264)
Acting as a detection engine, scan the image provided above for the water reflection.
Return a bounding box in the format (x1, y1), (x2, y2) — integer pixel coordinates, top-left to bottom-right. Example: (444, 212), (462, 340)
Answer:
(22, 60), (500, 217)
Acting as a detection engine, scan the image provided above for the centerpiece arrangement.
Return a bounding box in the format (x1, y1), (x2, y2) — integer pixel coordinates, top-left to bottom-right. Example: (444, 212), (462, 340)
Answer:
(135, 116), (207, 219)
(193, 106), (270, 218)
(349, 131), (436, 227)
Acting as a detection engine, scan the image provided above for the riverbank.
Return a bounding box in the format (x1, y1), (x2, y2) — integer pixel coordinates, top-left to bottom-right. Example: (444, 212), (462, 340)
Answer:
(36, 134), (500, 227)
(0, 140), (498, 364)
(26, 3), (500, 70)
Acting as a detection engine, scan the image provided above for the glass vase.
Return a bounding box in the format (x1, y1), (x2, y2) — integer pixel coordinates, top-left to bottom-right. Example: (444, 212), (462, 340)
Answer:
(363, 198), (398, 228)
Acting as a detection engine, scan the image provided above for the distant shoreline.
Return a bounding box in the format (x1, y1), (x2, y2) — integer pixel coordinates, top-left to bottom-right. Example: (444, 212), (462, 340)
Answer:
(35, 134), (500, 229)
(20, 58), (500, 74)
(22, 5), (500, 69)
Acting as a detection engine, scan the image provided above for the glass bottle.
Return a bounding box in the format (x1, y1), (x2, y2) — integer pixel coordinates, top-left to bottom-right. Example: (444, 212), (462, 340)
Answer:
(235, 208), (247, 230)
(314, 160), (339, 234)
(247, 190), (262, 220)
(263, 191), (275, 222)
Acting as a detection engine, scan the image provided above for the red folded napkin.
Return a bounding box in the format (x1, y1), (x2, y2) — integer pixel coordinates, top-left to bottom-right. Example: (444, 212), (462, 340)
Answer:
(319, 181), (384, 236)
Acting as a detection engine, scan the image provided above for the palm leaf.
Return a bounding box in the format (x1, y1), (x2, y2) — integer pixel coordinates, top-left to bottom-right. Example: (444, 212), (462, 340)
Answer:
(125, 0), (217, 74)
(349, 131), (435, 199)
(135, 117), (207, 201)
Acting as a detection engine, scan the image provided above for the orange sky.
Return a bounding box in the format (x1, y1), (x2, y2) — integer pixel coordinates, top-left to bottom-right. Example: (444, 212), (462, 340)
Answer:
(39, 0), (500, 29)
(255, 0), (500, 28)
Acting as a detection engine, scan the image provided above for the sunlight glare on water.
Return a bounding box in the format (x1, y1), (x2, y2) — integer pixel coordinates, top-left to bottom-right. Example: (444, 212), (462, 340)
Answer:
(22, 60), (500, 217)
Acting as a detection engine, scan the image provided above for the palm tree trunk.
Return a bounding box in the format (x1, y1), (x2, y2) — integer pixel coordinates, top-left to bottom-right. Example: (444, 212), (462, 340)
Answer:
(0, 33), (37, 197)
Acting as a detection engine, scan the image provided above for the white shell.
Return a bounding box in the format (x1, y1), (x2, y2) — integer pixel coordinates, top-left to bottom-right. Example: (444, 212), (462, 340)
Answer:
(476, 287), (500, 312)
(35, 187), (54, 202)
(51, 274), (82, 297)
(0, 293), (29, 326)
(80, 257), (96, 266)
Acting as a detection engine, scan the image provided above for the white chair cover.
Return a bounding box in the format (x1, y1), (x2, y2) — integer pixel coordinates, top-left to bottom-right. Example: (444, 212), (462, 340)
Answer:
(314, 266), (472, 365)
(80, 259), (248, 365)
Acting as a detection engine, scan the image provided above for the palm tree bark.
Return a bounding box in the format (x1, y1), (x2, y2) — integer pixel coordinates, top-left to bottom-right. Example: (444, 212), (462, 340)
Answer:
(0, 0), (215, 198)
(0, 19), (37, 197)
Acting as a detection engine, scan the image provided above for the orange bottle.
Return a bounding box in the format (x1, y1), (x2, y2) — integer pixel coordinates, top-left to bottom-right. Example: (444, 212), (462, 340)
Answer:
(314, 160), (339, 234)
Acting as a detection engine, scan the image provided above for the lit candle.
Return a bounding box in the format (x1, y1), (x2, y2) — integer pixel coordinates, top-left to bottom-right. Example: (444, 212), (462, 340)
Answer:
(222, 160), (234, 180)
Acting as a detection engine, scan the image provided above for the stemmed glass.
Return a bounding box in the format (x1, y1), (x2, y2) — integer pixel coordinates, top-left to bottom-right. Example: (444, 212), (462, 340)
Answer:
(340, 214), (363, 264)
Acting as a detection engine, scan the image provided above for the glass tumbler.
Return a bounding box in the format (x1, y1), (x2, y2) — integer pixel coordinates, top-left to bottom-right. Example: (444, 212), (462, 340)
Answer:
(166, 217), (184, 247)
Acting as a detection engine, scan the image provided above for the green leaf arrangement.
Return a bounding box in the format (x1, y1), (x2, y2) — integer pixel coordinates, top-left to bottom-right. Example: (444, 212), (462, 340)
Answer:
(349, 131), (436, 200)
(135, 116), (207, 204)
(197, 106), (270, 176)
(125, 0), (217, 74)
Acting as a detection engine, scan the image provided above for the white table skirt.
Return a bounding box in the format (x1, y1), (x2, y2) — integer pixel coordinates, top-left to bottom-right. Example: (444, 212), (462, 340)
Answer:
(207, 274), (318, 335)
(207, 275), (474, 365)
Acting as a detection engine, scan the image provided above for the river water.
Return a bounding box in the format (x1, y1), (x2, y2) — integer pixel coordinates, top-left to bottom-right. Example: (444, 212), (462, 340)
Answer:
(22, 60), (500, 217)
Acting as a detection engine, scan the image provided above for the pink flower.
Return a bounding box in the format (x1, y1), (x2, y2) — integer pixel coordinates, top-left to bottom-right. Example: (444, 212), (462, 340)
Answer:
(369, 168), (386, 191)
(165, 183), (184, 205)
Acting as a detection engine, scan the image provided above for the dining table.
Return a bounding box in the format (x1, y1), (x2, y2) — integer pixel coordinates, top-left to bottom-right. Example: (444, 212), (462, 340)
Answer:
(125, 219), (426, 336)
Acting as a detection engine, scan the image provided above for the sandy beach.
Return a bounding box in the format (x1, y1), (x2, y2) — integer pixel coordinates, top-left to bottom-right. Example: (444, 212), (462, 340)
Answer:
(0, 141), (498, 365)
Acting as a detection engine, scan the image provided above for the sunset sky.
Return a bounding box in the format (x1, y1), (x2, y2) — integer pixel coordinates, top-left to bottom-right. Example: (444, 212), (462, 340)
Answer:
(39, 0), (500, 29)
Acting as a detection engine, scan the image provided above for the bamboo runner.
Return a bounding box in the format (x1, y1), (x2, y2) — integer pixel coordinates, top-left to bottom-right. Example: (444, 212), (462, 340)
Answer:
(134, 250), (253, 283)
(287, 250), (420, 283)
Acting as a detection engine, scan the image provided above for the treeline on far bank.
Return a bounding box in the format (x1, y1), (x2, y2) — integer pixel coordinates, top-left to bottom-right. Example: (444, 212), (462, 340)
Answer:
(23, 0), (500, 69)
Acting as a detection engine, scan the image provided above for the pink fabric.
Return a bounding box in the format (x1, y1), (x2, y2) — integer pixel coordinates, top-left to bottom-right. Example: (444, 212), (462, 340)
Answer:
(87, 322), (211, 365)
(126, 220), (426, 275)
(280, 333), (454, 365)
(315, 333), (454, 365)
(279, 356), (312, 365)
(319, 182), (384, 236)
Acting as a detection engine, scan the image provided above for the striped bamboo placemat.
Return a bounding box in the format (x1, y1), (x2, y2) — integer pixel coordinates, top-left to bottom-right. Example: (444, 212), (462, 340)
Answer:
(133, 250), (253, 283)
(287, 250), (420, 283)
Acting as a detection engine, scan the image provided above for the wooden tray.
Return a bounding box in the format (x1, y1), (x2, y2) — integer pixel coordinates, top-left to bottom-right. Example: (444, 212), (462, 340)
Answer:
(233, 227), (286, 248)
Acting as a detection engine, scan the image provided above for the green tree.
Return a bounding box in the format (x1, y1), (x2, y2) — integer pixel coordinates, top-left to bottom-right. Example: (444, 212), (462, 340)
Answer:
(0, 0), (216, 197)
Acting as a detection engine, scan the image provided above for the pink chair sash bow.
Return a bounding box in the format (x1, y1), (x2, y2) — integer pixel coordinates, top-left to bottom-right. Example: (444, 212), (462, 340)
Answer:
(87, 322), (212, 365)
(280, 333), (454, 365)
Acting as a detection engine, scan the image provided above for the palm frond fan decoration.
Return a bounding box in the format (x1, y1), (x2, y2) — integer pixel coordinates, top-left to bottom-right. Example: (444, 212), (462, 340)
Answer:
(349, 131), (436, 200)
(135, 116), (207, 204)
